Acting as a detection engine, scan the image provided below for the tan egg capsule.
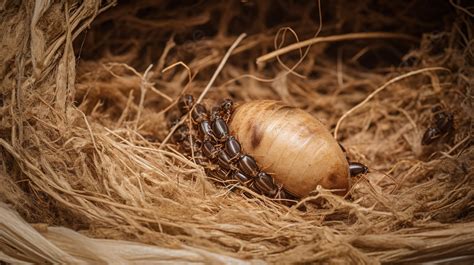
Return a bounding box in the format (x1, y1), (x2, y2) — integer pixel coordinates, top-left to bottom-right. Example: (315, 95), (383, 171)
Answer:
(228, 100), (350, 198)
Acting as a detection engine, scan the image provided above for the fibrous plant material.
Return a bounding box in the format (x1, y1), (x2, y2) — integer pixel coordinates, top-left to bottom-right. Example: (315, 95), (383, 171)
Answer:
(0, 0), (473, 264)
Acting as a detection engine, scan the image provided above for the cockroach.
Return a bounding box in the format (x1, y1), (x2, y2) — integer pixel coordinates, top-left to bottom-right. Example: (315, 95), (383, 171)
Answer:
(228, 100), (352, 198)
(421, 106), (454, 145)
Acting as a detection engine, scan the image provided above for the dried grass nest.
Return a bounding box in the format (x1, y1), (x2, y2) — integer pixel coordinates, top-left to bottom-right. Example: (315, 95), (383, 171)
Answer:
(1, 0), (473, 264)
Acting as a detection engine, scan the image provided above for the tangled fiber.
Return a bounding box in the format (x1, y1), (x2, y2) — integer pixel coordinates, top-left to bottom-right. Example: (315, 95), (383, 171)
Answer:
(0, 0), (473, 263)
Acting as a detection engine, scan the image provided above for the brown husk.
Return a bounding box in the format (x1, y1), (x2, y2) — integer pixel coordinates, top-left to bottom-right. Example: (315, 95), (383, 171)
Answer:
(0, 0), (473, 264)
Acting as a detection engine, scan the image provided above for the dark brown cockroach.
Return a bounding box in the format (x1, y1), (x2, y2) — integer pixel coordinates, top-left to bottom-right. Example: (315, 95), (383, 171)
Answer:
(217, 149), (235, 170)
(202, 140), (219, 160)
(224, 136), (241, 161)
(212, 117), (230, 141)
(219, 99), (233, 122)
(348, 162), (369, 176)
(421, 106), (454, 145)
(191, 103), (209, 124)
(178, 94), (194, 114)
(339, 143), (369, 176)
(172, 124), (189, 143)
(232, 170), (252, 184)
(198, 120), (217, 142)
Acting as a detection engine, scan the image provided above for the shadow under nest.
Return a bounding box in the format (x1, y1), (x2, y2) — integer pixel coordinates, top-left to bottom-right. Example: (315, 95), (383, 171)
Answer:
(0, 0), (473, 264)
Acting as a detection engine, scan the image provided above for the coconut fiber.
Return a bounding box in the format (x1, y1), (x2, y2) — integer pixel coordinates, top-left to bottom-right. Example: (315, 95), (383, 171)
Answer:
(0, 0), (473, 264)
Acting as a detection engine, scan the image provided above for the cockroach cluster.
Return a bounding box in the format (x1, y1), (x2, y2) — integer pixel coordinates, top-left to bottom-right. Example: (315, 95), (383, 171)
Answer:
(168, 95), (368, 202)
(169, 95), (296, 201)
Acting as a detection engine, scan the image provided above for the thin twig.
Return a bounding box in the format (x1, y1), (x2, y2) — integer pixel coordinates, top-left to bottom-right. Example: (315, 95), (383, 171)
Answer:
(195, 33), (247, 104)
(257, 32), (418, 64)
(162, 61), (192, 86)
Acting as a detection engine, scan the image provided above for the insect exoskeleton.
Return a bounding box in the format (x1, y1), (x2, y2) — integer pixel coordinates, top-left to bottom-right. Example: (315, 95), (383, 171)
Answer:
(228, 100), (350, 198)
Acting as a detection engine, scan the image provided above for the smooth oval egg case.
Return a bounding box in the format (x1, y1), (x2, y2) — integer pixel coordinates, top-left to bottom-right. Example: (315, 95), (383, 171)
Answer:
(228, 100), (350, 198)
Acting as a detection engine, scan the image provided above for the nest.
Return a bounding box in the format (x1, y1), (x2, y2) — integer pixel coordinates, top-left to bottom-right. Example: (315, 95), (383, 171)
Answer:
(1, 0), (473, 263)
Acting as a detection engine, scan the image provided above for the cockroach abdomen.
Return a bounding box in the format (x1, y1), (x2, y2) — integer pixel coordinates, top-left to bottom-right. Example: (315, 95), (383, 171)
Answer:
(225, 136), (241, 160)
(212, 117), (229, 140)
(238, 155), (259, 177)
